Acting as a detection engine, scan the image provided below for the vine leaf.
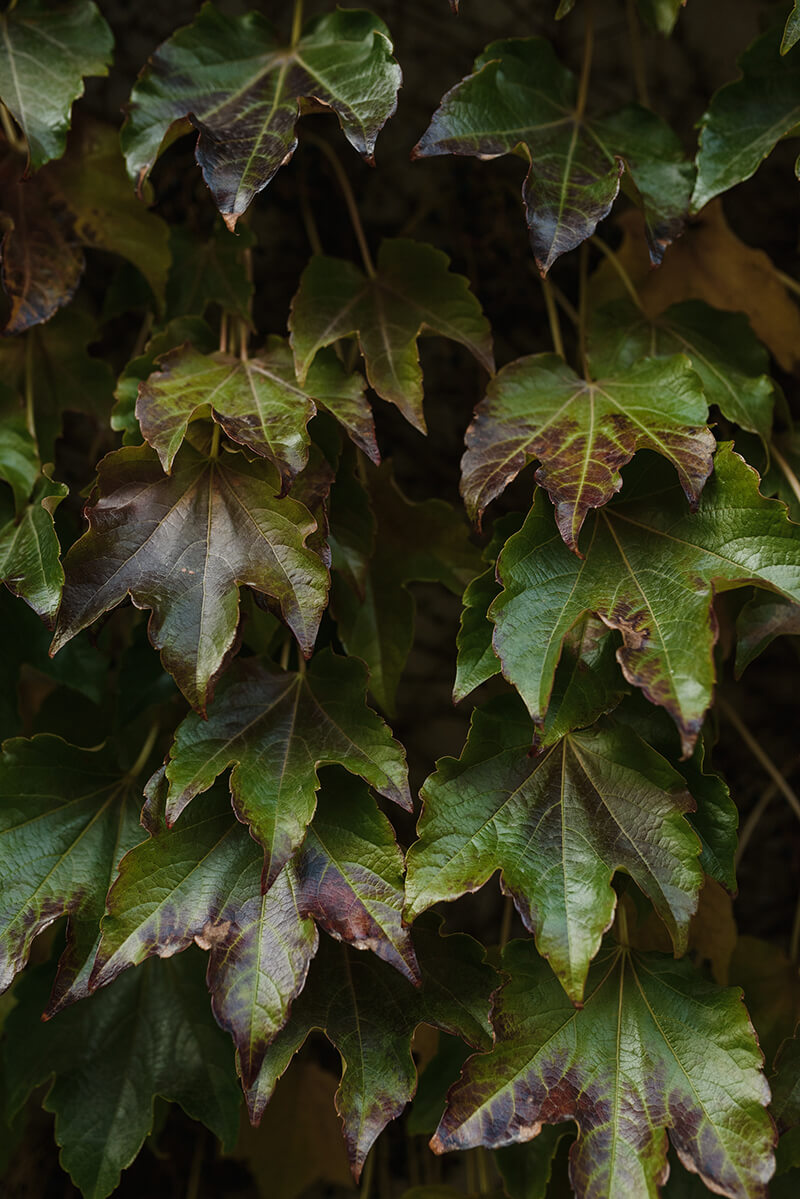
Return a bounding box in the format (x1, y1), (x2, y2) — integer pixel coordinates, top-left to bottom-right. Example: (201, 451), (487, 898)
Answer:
(693, 24), (800, 212)
(247, 923), (496, 1179)
(166, 221), (255, 323)
(122, 6), (402, 229)
(413, 38), (693, 274)
(407, 696), (701, 1003)
(434, 940), (775, 1199)
(3, 953), (241, 1199)
(735, 592), (800, 676)
(91, 782), (318, 1089)
(0, 736), (146, 1013)
(454, 512), (523, 702)
(136, 338), (376, 483)
(112, 316), (216, 443)
(0, 465), (67, 622)
(331, 463), (482, 713)
(588, 299), (775, 442)
(784, 4), (800, 54)
(0, 0), (113, 170)
(164, 649), (410, 888)
(461, 352), (713, 549)
(491, 444), (800, 756)
(290, 239), (493, 433)
(50, 442), (329, 713)
(637, 0), (685, 36)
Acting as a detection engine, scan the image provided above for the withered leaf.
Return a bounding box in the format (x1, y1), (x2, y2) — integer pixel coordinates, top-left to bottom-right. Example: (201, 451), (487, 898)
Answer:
(0, 0), (113, 169)
(290, 239), (494, 433)
(122, 6), (401, 229)
(461, 351), (713, 550)
(0, 735), (146, 1013)
(414, 38), (693, 273)
(4, 952), (241, 1199)
(50, 441), (329, 713)
(92, 782), (318, 1090)
(407, 696), (701, 1003)
(247, 922), (495, 1179)
(164, 649), (410, 888)
(491, 444), (800, 755)
(434, 940), (774, 1199)
(136, 337), (376, 481)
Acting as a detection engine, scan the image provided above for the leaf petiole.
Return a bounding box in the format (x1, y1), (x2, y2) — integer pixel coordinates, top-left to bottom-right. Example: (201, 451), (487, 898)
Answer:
(290, 0), (304, 49)
(305, 132), (376, 278)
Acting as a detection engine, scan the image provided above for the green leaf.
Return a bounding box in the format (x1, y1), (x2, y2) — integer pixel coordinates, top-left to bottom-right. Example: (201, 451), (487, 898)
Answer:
(50, 442), (329, 713)
(454, 512), (523, 702)
(461, 352), (713, 549)
(693, 24), (800, 212)
(0, 736), (145, 1012)
(0, 0), (113, 169)
(407, 697), (701, 1002)
(328, 457), (377, 596)
(495, 1126), (573, 1199)
(433, 940), (775, 1199)
(0, 415), (39, 515)
(136, 337), (375, 482)
(491, 444), (800, 755)
(735, 591), (800, 675)
(122, 5), (401, 228)
(289, 239), (494, 432)
(247, 923), (495, 1178)
(296, 769), (418, 983)
(4, 953), (241, 1199)
(164, 649), (410, 887)
(166, 222), (255, 323)
(331, 463), (482, 713)
(588, 299), (775, 442)
(0, 466), (67, 622)
(92, 781), (318, 1089)
(637, 0), (684, 36)
(784, 4), (800, 54)
(414, 39), (693, 273)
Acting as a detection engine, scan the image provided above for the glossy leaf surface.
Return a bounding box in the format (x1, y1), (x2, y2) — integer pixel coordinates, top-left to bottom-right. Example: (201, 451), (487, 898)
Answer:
(51, 442), (329, 712)
(122, 6), (401, 227)
(434, 940), (774, 1199)
(0, 466), (66, 622)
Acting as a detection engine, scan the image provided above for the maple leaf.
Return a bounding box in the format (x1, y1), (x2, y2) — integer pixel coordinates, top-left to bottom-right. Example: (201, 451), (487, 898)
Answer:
(588, 299), (775, 443)
(461, 352), (714, 550)
(0, 465), (67, 623)
(693, 24), (800, 212)
(136, 337), (377, 483)
(0, 0), (113, 170)
(331, 463), (482, 713)
(290, 239), (494, 433)
(434, 939), (775, 1199)
(122, 6), (402, 229)
(0, 735), (147, 1013)
(4, 952), (241, 1199)
(164, 650), (410, 887)
(407, 695), (702, 1002)
(413, 38), (693, 274)
(50, 441), (329, 712)
(247, 922), (496, 1178)
(491, 444), (800, 755)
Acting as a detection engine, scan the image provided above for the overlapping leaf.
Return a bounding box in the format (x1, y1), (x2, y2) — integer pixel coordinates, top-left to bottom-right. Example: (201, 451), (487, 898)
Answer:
(122, 6), (402, 228)
(0, 0), (113, 169)
(693, 24), (800, 211)
(0, 464), (67, 622)
(164, 650), (410, 886)
(785, 4), (800, 54)
(454, 513), (523, 702)
(588, 299), (775, 442)
(407, 695), (701, 1002)
(50, 442), (329, 712)
(166, 222), (254, 323)
(434, 939), (775, 1199)
(736, 592), (800, 675)
(491, 444), (800, 754)
(290, 239), (494, 432)
(461, 352), (713, 549)
(136, 338), (376, 482)
(413, 38), (693, 273)
(4, 953), (241, 1199)
(331, 463), (482, 712)
(247, 923), (495, 1178)
(0, 736), (146, 1012)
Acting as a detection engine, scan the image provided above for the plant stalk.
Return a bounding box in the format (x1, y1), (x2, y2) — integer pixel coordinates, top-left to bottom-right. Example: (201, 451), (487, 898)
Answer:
(290, 0), (304, 47)
(305, 132), (376, 278)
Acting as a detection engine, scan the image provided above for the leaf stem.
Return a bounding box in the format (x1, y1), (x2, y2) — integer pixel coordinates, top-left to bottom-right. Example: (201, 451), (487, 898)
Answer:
(590, 236), (643, 310)
(290, 0), (304, 47)
(24, 331), (37, 450)
(359, 1148), (375, 1199)
(299, 172), (324, 256)
(575, 0), (595, 123)
(280, 637), (291, 672)
(791, 891), (800, 963)
(719, 697), (800, 825)
(476, 1146), (492, 1192)
(305, 132), (376, 278)
(625, 0), (650, 108)
(776, 268), (800, 300)
(219, 311), (228, 355)
(541, 277), (565, 358)
(210, 422), (221, 459)
(499, 894), (513, 951)
(615, 898), (630, 947)
(771, 443), (800, 510)
(126, 721), (160, 783)
(0, 100), (25, 154)
(578, 241), (590, 377)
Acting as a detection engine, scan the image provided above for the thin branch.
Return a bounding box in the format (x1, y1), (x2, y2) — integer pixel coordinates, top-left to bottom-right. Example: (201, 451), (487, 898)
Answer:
(719, 697), (800, 825)
(772, 443), (800, 510)
(590, 236), (643, 309)
(575, 0), (595, 122)
(625, 0), (650, 108)
(305, 132), (376, 278)
(541, 277), (565, 358)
